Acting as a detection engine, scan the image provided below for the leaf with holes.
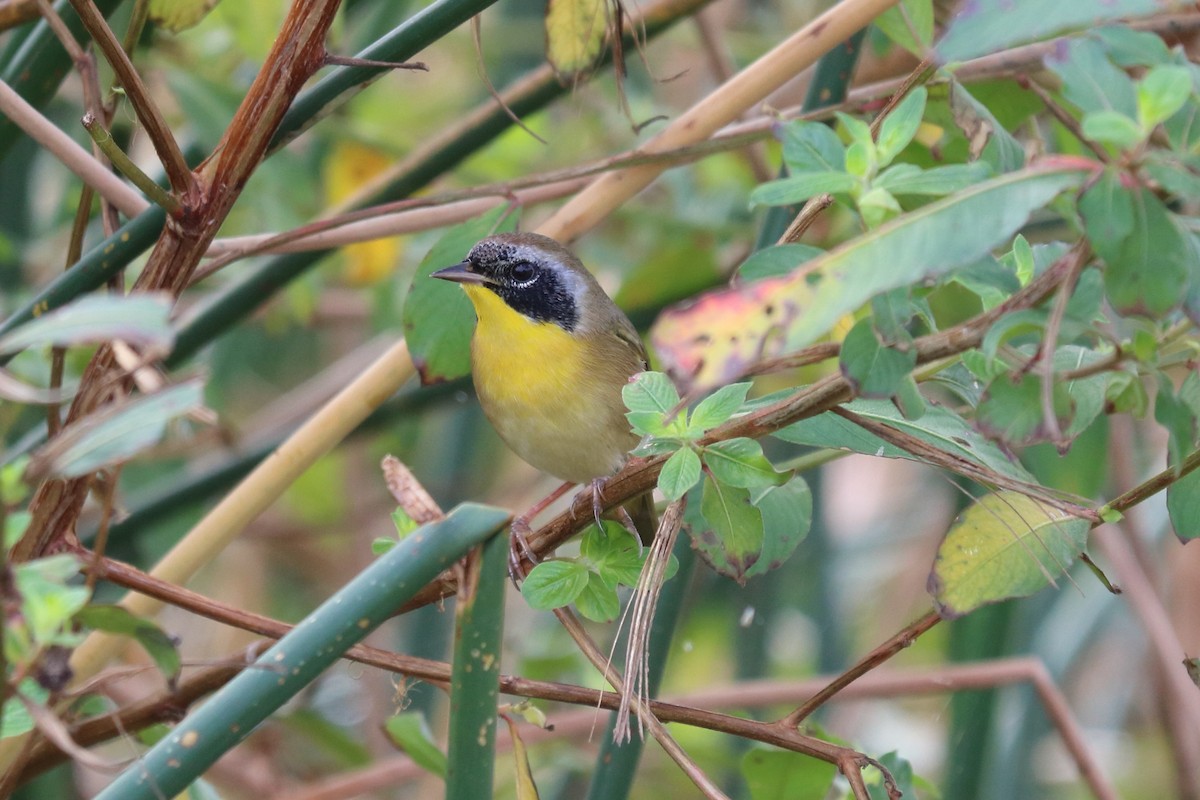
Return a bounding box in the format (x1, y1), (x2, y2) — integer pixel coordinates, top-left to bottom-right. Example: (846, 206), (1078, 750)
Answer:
(744, 477), (812, 579)
(692, 475), (763, 583)
(928, 492), (1090, 618)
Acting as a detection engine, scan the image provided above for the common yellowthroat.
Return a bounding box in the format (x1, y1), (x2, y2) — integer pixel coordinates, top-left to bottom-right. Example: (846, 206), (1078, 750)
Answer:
(432, 232), (653, 560)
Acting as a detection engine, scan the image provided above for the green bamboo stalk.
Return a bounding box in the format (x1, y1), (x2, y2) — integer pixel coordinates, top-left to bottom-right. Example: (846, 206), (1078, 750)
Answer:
(91, 503), (510, 800)
(445, 529), (509, 799)
(167, 0), (710, 367)
(0, 0), (127, 159)
(585, 537), (696, 800)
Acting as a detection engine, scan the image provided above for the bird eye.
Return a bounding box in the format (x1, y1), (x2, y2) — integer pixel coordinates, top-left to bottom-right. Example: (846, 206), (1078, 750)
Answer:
(511, 262), (537, 284)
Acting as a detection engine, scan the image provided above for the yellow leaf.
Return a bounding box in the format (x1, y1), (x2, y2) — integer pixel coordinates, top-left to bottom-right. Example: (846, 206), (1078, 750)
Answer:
(148, 0), (221, 33)
(324, 142), (400, 285)
(503, 715), (541, 800)
(545, 0), (609, 76)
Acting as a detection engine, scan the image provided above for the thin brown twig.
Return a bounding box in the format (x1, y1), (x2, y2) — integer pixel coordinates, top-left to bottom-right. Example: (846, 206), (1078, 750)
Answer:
(782, 610), (941, 726)
(66, 0), (193, 194)
(1021, 77), (1111, 163)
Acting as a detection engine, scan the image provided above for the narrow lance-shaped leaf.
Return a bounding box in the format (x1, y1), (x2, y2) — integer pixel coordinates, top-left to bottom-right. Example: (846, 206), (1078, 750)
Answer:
(937, 0), (1190, 63)
(383, 713), (447, 778)
(652, 164), (1089, 392)
(0, 294), (174, 355)
(928, 492), (1090, 618)
(26, 381), (204, 481)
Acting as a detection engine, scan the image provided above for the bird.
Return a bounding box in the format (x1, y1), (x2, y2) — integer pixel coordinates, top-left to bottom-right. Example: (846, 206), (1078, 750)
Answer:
(432, 232), (654, 574)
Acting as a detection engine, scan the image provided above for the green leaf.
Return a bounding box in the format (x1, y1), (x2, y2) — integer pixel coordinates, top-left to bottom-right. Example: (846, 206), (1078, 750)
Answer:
(976, 371), (1074, 446)
(1144, 157), (1200, 201)
(839, 317), (917, 399)
(876, 87), (927, 166)
(574, 572), (621, 622)
(1094, 185), (1192, 317)
(1166, 464), (1200, 543)
(1137, 65), (1193, 129)
(624, 371), (684, 437)
(948, 81), (1026, 172)
(658, 446), (702, 502)
(749, 171), (858, 207)
(0, 680), (49, 738)
(75, 605), (181, 684)
(688, 383), (751, 433)
(652, 164), (1088, 393)
(781, 121), (845, 173)
(383, 712), (447, 778)
(25, 381), (203, 481)
(3, 511), (30, 551)
(777, 397), (1036, 481)
(1081, 110), (1144, 150)
(745, 477), (812, 578)
(1079, 169), (1133, 256)
(857, 186), (902, 228)
(1046, 36), (1138, 118)
(693, 475), (764, 583)
(1094, 26), (1171, 67)
(403, 206), (514, 384)
(736, 244), (824, 282)
(392, 508), (420, 538)
(0, 294), (174, 355)
(866, 752), (916, 800)
(873, 0), (934, 56)
(520, 560), (589, 610)
(928, 492), (1091, 618)
(11, 555), (89, 652)
(580, 522), (644, 586)
(742, 745), (837, 800)
(703, 438), (784, 490)
(1156, 373), (1199, 472)
(875, 162), (992, 196)
(938, 0), (1178, 64)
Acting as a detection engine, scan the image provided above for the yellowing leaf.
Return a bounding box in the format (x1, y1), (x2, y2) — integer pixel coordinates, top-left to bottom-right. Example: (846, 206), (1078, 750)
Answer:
(928, 492), (1090, 618)
(324, 142), (400, 285)
(503, 715), (542, 800)
(546, 0), (609, 75)
(149, 0), (221, 33)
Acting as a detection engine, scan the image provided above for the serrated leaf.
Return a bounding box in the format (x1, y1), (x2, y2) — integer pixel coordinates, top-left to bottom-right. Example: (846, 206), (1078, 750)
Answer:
(703, 438), (784, 489)
(546, 0), (608, 75)
(0, 294), (174, 355)
(75, 605), (181, 684)
(736, 244), (824, 282)
(877, 87), (928, 166)
(383, 712), (447, 778)
(580, 521), (644, 586)
(781, 122), (845, 173)
(652, 164), (1088, 393)
(692, 476), (763, 583)
(26, 382), (203, 481)
(749, 171), (858, 207)
(573, 572), (621, 622)
(745, 477), (812, 579)
(403, 206), (515, 384)
(520, 560), (589, 610)
(928, 492), (1090, 617)
(658, 446), (701, 501)
(839, 317), (917, 399)
(1137, 65), (1193, 129)
(776, 397), (1036, 482)
(689, 383), (751, 433)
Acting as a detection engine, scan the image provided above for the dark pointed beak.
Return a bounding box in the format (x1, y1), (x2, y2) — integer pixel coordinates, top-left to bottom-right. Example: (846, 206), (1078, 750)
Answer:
(431, 260), (489, 285)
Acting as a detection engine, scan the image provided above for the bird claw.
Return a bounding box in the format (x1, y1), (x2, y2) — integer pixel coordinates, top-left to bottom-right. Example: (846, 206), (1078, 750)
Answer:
(508, 516), (539, 584)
